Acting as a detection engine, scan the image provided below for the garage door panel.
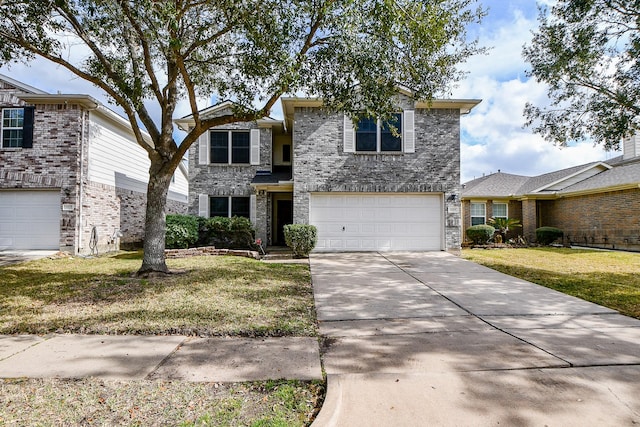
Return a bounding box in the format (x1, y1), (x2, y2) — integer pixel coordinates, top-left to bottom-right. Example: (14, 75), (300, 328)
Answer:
(310, 193), (442, 252)
(0, 191), (60, 250)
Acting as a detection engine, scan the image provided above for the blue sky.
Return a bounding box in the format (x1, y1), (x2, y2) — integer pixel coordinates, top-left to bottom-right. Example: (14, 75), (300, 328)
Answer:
(0, 1), (617, 183)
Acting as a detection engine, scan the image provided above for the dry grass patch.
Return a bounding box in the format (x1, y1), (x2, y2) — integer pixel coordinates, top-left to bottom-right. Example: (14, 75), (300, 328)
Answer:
(0, 378), (324, 426)
(462, 247), (640, 319)
(0, 252), (316, 336)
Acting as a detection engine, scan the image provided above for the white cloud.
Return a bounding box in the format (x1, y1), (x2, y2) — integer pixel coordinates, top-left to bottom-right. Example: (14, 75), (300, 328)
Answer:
(455, 1), (619, 183)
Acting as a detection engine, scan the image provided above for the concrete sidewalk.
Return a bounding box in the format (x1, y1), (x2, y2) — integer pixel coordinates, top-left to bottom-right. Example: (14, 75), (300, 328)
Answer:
(310, 252), (640, 426)
(0, 335), (322, 382)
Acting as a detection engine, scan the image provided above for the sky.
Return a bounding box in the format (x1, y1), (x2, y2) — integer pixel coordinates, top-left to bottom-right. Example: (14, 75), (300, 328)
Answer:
(0, 0), (619, 184)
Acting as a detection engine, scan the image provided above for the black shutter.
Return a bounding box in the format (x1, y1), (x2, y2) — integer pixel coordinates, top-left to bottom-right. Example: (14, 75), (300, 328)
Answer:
(21, 106), (34, 148)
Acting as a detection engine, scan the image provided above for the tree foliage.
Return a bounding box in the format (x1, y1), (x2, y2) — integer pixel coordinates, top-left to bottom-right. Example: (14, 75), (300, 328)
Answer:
(0, 0), (485, 273)
(523, 0), (640, 150)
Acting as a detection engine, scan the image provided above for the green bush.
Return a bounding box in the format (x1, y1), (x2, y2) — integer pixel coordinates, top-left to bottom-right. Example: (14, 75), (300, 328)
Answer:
(284, 224), (318, 257)
(198, 216), (256, 249)
(536, 226), (563, 245)
(465, 224), (496, 244)
(165, 214), (199, 249)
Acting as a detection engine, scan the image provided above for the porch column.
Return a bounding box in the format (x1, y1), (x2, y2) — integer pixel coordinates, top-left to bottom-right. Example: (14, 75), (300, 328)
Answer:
(522, 198), (537, 243)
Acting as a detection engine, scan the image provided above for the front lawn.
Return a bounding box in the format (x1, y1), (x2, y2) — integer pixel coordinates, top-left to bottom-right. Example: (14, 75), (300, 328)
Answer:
(0, 252), (322, 426)
(0, 252), (316, 336)
(462, 247), (640, 319)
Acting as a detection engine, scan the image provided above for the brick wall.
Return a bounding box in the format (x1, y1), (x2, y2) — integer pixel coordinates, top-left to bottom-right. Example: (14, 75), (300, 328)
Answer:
(292, 96), (462, 251)
(188, 122), (272, 243)
(2, 83), (188, 253)
(461, 199), (524, 242)
(542, 189), (640, 251)
(0, 102), (84, 252)
(80, 181), (188, 253)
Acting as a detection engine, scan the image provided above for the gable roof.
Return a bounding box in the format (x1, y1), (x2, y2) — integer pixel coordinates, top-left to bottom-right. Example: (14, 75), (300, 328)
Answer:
(0, 73), (48, 95)
(174, 100), (280, 131)
(515, 162), (609, 195)
(462, 157), (640, 200)
(462, 172), (530, 199)
(559, 159), (640, 196)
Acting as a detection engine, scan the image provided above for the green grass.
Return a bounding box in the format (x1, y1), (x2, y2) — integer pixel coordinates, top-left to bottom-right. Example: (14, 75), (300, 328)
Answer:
(462, 247), (640, 319)
(0, 252), (323, 426)
(0, 378), (324, 427)
(0, 251), (316, 336)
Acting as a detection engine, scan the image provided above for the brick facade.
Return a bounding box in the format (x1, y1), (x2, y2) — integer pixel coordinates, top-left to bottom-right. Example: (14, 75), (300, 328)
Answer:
(462, 190), (640, 251)
(188, 95), (470, 252)
(292, 100), (462, 250)
(188, 120), (272, 243)
(542, 189), (640, 250)
(1, 78), (188, 253)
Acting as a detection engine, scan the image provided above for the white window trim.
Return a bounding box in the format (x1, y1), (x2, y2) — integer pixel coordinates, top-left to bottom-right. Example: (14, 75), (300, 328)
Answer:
(344, 111), (414, 154)
(199, 195), (253, 221)
(470, 202), (486, 225)
(200, 129), (260, 165)
(356, 114), (402, 153)
(1, 108), (24, 148)
(492, 202), (508, 219)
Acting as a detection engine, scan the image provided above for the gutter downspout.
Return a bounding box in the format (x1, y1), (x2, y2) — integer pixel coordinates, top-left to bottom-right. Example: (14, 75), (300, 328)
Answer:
(78, 105), (98, 253)
(78, 109), (86, 253)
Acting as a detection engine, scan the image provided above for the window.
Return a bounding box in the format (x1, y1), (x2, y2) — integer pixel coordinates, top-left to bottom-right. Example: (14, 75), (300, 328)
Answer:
(210, 130), (250, 164)
(2, 108), (24, 148)
(492, 203), (508, 219)
(470, 202), (486, 226)
(209, 196), (250, 218)
(355, 113), (402, 152)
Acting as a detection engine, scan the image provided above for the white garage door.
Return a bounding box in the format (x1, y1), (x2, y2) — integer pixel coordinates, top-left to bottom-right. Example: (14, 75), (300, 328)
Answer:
(0, 191), (61, 250)
(310, 193), (443, 251)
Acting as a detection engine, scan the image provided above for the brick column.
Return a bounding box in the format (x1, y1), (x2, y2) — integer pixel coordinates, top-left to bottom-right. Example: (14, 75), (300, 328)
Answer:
(522, 199), (537, 242)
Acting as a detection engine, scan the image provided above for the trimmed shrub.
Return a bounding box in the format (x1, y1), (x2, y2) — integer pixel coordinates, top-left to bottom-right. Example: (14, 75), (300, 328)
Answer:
(198, 216), (256, 249)
(465, 224), (496, 245)
(165, 214), (199, 249)
(284, 224), (317, 257)
(536, 226), (563, 245)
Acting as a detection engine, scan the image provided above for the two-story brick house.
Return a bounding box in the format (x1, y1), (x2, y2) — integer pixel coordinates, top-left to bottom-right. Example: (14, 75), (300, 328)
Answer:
(181, 92), (480, 252)
(0, 74), (188, 253)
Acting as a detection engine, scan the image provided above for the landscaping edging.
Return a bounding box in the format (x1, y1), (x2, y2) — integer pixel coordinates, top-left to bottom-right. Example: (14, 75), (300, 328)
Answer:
(165, 246), (260, 260)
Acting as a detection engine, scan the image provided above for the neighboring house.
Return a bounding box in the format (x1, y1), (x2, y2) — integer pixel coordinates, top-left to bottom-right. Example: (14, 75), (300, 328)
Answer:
(178, 91), (480, 252)
(0, 74), (188, 253)
(461, 136), (640, 251)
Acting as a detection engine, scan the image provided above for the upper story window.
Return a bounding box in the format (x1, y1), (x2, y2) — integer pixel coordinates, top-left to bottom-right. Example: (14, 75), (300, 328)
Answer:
(492, 202), (508, 219)
(344, 111), (414, 154)
(470, 202), (486, 226)
(211, 130), (250, 164)
(355, 114), (402, 152)
(1, 108), (34, 148)
(198, 128), (260, 166)
(2, 109), (23, 148)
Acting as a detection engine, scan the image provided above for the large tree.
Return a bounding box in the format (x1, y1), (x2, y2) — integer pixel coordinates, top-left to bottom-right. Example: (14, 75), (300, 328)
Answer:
(523, 0), (640, 150)
(0, 0), (484, 274)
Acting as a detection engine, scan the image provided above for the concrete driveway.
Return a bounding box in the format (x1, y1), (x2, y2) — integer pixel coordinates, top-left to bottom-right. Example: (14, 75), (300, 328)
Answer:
(310, 252), (640, 426)
(0, 250), (58, 267)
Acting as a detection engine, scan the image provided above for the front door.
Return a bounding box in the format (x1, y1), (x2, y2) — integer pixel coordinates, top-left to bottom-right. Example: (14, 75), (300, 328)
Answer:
(276, 199), (293, 246)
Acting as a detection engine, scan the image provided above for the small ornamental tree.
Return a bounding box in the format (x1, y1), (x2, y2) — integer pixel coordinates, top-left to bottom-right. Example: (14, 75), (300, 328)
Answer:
(487, 217), (522, 242)
(0, 0), (485, 275)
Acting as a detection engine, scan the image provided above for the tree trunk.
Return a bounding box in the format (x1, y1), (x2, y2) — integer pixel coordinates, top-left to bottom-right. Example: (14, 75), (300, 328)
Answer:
(138, 168), (172, 275)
